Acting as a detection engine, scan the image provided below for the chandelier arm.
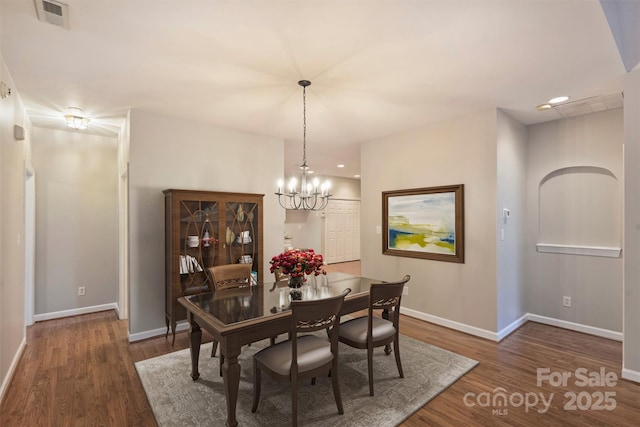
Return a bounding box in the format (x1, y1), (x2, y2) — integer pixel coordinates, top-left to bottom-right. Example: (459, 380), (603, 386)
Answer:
(276, 194), (288, 209)
(290, 193), (302, 210)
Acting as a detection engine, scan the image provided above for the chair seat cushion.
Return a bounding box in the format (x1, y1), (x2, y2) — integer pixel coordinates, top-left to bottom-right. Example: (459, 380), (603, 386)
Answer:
(339, 316), (396, 344)
(254, 335), (332, 376)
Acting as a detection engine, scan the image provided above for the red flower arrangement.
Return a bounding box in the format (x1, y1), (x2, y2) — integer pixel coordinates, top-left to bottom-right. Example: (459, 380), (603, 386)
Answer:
(269, 248), (326, 280)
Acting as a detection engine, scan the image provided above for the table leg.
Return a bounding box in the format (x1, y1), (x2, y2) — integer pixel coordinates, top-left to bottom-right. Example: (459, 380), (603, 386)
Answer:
(221, 343), (242, 427)
(189, 319), (202, 381)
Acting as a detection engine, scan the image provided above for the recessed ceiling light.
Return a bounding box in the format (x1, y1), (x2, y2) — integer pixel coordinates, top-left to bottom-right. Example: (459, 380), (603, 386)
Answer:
(337, 164), (344, 168)
(354, 174), (360, 178)
(548, 96), (569, 104)
(308, 170), (314, 174)
(536, 104), (552, 111)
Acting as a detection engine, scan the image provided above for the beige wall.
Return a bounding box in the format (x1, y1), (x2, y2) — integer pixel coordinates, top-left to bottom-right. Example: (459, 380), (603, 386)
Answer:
(360, 107), (624, 339)
(128, 109), (285, 336)
(31, 127), (119, 314)
(0, 55), (30, 400)
(623, 69), (640, 379)
(496, 110), (527, 331)
(525, 108), (623, 332)
(117, 112), (131, 319)
(361, 109), (498, 332)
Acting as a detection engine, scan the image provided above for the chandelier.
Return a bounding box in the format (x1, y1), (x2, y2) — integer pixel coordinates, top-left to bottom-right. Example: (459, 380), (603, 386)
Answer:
(276, 80), (331, 211)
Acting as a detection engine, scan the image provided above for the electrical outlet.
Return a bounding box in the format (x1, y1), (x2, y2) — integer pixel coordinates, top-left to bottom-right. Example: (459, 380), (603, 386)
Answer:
(78, 286), (86, 296)
(563, 296), (571, 307)
(403, 287), (409, 296)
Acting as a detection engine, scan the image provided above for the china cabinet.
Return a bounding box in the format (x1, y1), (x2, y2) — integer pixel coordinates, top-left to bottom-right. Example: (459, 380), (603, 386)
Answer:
(164, 189), (263, 343)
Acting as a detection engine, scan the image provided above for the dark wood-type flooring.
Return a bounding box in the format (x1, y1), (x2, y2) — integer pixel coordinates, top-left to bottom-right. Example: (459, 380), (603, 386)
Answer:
(2, 261), (640, 426)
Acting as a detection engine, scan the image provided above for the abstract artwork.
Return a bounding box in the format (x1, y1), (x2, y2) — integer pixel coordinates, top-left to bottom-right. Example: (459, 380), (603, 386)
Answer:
(383, 185), (464, 263)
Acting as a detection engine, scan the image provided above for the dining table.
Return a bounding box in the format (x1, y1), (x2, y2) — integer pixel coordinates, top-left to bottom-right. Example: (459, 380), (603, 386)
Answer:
(178, 272), (382, 427)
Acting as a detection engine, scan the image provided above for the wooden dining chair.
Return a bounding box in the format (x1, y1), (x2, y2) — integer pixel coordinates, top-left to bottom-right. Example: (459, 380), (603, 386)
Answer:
(269, 267), (290, 292)
(206, 264), (253, 371)
(252, 288), (351, 427)
(273, 266), (289, 283)
(208, 263), (252, 291)
(338, 275), (410, 396)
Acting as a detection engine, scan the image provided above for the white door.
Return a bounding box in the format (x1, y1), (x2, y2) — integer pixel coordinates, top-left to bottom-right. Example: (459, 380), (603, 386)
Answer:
(324, 200), (360, 264)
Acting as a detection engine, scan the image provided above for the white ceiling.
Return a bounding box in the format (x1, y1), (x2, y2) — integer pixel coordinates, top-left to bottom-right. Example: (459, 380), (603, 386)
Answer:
(0, 0), (626, 179)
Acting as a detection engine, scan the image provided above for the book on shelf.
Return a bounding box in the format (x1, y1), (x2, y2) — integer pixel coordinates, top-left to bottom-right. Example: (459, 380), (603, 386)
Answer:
(180, 255), (203, 274)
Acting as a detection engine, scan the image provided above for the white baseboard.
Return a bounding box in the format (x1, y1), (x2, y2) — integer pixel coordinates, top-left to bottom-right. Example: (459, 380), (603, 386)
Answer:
(128, 320), (190, 343)
(400, 307), (500, 341)
(33, 303), (118, 322)
(126, 308), (623, 347)
(621, 367), (640, 384)
(526, 314), (623, 341)
(400, 307), (622, 343)
(0, 337), (26, 405)
(497, 314), (529, 341)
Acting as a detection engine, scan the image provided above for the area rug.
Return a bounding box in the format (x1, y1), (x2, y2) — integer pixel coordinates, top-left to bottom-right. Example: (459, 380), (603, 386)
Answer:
(135, 334), (478, 427)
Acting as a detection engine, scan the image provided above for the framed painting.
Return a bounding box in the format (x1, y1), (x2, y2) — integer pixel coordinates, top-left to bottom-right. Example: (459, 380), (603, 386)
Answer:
(382, 184), (464, 263)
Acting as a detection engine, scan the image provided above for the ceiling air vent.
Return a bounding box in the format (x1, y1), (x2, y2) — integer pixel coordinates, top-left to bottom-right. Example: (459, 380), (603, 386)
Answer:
(553, 93), (623, 119)
(34, 0), (69, 29)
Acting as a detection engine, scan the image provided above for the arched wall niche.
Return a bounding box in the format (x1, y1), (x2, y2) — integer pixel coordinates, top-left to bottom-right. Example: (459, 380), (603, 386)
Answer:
(537, 166), (621, 257)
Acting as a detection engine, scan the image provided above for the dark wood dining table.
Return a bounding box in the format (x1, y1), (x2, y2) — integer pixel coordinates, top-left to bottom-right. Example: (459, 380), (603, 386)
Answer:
(178, 272), (380, 427)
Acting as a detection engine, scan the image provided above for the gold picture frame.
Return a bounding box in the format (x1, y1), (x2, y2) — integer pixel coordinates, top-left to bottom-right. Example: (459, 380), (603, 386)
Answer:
(382, 184), (464, 263)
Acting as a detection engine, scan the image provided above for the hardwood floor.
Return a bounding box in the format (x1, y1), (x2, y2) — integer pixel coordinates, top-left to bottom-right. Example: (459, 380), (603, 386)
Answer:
(2, 260), (639, 426)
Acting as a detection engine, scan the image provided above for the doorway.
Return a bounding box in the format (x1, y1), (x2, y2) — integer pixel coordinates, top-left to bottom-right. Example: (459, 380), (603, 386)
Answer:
(24, 166), (35, 326)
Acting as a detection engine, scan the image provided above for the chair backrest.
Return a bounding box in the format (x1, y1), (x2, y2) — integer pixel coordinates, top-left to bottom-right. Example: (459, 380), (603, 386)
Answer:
(290, 288), (351, 373)
(273, 267), (289, 283)
(207, 264), (252, 291)
(368, 275), (410, 329)
(291, 288), (351, 334)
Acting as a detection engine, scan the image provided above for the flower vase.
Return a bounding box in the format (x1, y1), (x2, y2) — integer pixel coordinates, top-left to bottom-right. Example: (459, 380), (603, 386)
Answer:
(289, 276), (303, 301)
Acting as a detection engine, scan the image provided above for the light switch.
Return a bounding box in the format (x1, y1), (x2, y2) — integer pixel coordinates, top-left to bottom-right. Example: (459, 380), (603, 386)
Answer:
(502, 208), (510, 224)
(376, 225), (381, 234)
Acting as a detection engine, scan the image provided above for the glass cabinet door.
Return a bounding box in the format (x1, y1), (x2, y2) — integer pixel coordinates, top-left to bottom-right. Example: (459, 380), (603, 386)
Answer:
(180, 199), (219, 294)
(224, 201), (259, 284)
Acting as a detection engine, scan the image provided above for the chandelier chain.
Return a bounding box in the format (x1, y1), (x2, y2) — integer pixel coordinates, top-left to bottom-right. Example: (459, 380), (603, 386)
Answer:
(302, 84), (307, 166)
